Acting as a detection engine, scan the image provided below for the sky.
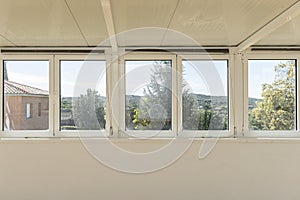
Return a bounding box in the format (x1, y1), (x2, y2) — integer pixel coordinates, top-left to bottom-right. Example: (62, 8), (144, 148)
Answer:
(60, 61), (106, 97)
(4, 59), (294, 99)
(5, 61), (49, 90)
(126, 60), (171, 96)
(5, 60), (106, 97)
(182, 60), (228, 96)
(248, 60), (295, 99)
(126, 60), (228, 97)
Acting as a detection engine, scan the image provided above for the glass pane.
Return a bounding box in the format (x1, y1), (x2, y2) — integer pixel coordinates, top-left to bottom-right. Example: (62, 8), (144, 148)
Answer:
(182, 60), (228, 130)
(3, 61), (49, 130)
(60, 61), (106, 131)
(125, 60), (172, 130)
(248, 60), (296, 131)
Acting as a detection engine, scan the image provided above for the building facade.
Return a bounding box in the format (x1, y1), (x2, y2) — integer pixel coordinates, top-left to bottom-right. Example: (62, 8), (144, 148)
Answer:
(4, 80), (49, 130)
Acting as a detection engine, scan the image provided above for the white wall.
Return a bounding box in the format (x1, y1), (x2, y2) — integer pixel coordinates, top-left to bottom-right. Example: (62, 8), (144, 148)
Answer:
(0, 139), (299, 200)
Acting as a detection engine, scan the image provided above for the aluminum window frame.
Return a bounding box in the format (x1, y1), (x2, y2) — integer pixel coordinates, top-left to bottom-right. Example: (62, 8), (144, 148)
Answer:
(243, 52), (300, 137)
(118, 52), (178, 138)
(54, 54), (109, 138)
(0, 54), (54, 138)
(177, 54), (234, 138)
(3, 49), (300, 139)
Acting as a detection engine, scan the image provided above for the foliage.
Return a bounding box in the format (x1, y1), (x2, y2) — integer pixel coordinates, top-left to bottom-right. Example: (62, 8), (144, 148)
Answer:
(4, 62), (8, 81)
(182, 97), (228, 130)
(61, 99), (72, 111)
(73, 89), (106, 130)
(182, 64), (228, 130)
(126, 61), (228, 131)
(249, 61), (295, 130)
(126, 61), (172, 130)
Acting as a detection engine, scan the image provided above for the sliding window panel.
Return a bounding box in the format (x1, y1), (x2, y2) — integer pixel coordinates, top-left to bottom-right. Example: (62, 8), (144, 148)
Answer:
(1, 55), (53, 137)
(245, 55), (299, 137)
(121, 54), (177, 138)
(178, 55), (233, 137)
(56, 55), (107, 137)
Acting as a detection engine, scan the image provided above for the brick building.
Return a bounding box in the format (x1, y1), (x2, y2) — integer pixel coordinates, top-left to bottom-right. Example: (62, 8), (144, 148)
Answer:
(4, 80), (49, 130)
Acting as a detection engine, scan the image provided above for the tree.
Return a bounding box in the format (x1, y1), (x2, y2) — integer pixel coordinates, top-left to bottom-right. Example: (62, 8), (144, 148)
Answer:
(125, 61), (172, 130)
(4, 62), (8, 81)
(182, 72), (228, 130)
(249, 61), (295, 130)
(182, 77), (198, 129)
(136, 61), (172, 130)
(127, 61), (228, 131)
(73, 89), (106, 130)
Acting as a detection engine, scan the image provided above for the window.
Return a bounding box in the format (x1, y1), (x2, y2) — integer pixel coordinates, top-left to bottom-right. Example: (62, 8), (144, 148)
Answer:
(248, 59), (296, 131)
(181, 60), (228, 130)
(125, 60), (172, 131)
(59, 60), (106, 131)
(26, 103), (32, 118)
(3, 60), (49, 131)
(38, 102), (41, 117)
(1, 51), (299, 138)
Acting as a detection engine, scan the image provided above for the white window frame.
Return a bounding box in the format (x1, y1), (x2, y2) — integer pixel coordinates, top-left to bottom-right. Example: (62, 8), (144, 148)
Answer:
(0, 54), (54, 137)
(118, 52), (178, 138)
(244, 52), (300, 137)
(7, 49), (300, 139)
(177, 54), (234, 138)
(54, 54), (109, 138)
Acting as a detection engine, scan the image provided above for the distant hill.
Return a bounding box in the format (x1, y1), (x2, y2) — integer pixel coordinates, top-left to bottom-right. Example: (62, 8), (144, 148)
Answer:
(61, 94), (261, 111)
(126, 93), (260, 109)
(60, 94), (262, 131)
(60, 96), (106, 111)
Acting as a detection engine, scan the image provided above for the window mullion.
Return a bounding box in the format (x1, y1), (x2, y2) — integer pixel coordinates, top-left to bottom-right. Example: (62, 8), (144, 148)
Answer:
(177, 56), (183, 135)
(0, 54), (3, 134)
(49, 55), (56, 136)
(106, 48), (125, 137)
(232, 50), (245, 137)
(297, 57), (300, 131)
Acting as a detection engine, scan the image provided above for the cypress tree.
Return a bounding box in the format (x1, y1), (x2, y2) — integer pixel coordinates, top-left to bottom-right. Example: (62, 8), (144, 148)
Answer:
(4, 62), (8, 81)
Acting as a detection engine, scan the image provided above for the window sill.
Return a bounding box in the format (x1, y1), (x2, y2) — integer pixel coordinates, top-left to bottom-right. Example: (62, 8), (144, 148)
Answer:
(1, 137), (300, 144)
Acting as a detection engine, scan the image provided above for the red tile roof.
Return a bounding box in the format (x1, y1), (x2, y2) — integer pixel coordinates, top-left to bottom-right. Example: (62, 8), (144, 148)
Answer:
(4, 80), (49, 96)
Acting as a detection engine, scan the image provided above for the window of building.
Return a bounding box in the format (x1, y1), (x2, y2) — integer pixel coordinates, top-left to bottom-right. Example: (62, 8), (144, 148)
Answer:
(248, 59), (296, 131)
(1, 52), (299, 138)
(59, 60), (106, 131)
(26, 103), (32, 118)
(3, 60), (49, 131)
(38, 102), (41, 117)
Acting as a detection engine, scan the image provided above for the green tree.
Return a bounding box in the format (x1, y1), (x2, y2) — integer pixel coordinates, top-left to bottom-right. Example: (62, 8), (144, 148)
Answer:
(182, 80), (228, 130)
(138, 61), (172, 130)
(182, 76), (198, 129)
(126, 61), (172, 130)
(73, 89), (106, 130)
(4, 62), (8, 81)
(198, 100), (212, 130)
(127, 61), (228, 131)
(249, 61), (295, 130)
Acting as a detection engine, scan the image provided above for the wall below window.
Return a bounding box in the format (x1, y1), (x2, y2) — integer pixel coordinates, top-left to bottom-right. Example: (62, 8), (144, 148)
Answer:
(0, 139), (299, 200)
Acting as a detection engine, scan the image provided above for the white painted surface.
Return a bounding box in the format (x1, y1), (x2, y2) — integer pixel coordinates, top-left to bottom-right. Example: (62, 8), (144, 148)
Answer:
(0, 139), (299, 200)
(0, 0), (298, 47)
(256, 13), (300, 46)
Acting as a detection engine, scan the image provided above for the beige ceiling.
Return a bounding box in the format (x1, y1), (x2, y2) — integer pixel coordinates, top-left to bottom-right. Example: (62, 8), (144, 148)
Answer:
(0, 0), (298, 47)
(256, 12), (300, 46)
